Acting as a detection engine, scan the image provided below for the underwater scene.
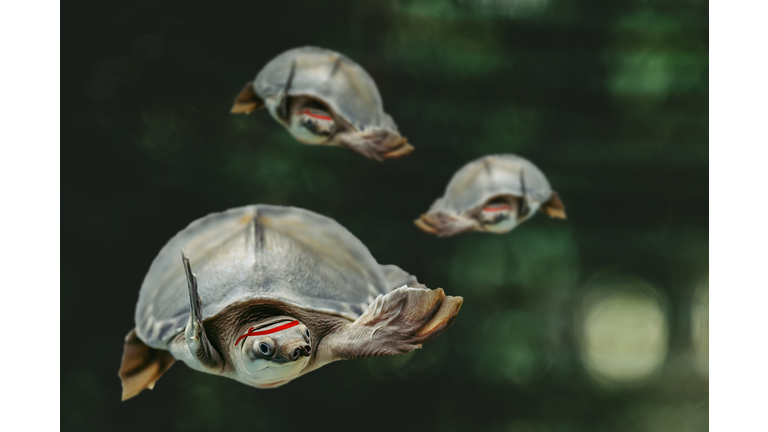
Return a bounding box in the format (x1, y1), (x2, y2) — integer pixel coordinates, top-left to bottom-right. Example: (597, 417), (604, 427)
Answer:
(62, 0), (708, 431)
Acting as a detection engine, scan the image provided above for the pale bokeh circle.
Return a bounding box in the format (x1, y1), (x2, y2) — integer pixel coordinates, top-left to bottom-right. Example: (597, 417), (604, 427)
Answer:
(691, 275), (709, 378)
(577, 277), (669, 389)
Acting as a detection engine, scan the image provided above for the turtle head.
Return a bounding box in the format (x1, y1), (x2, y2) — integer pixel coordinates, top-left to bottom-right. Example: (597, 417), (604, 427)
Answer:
(265, 95), (336, 145)
(262, 60), (336, 145)
(233, 317), (312, 388)
(476, 196), (540, 234)
(289, 105), (335, 144)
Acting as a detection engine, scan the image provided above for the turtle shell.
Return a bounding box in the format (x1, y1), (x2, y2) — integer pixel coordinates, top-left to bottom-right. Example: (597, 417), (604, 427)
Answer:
(253, 46), (396, 132)
(135, 205), (393, 349)
(431, 154), (554, 216)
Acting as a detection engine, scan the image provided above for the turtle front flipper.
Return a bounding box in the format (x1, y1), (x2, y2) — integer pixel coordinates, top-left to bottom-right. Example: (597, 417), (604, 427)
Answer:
(275, 60), (297, 122)
(118, 329), (175, 401)
(336, 129), (413, 161)
(414, 211), (479, 237)
(181, 250), (223, 370)
(314, 286), (462, 365)
(230, 81), (265, 114)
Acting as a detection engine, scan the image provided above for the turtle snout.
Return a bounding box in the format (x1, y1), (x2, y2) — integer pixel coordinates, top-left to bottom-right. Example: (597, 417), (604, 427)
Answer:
(292, 344), (311, 360)
(291, 345), (311, 361)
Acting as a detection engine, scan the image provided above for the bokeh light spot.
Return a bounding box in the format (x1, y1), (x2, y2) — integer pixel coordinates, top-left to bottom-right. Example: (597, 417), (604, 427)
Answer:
(577, 277), (669, 390)
(691, 274), (708, 378)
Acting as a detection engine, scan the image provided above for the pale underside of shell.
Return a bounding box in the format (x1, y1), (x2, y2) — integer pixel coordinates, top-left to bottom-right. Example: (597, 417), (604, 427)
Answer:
(135, 205), (406, 349)
(415, 154), (566, 236)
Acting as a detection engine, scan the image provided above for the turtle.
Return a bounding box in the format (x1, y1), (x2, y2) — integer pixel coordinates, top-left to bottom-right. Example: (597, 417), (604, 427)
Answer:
(119, 204), (462, 400)
(230, 46), (413, 161)
(414, 154), (567, 237)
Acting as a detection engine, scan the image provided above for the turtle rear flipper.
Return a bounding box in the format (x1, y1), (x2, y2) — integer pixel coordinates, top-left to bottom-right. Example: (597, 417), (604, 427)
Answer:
(315, 286), (462, 364)
(230, 81), (265, 114)
(541, 191), (567, 219)
(118, 329), (175, 401)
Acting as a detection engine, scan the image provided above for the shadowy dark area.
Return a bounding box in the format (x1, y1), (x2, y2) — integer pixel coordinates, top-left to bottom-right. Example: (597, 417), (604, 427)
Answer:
(62, 0), (708, 431)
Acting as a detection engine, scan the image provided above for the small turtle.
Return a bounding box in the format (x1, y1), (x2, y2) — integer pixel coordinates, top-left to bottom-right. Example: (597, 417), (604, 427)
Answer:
(414, 154), (567, 237)
(231, 46), (413, 161)
(119, 205), (462, 400)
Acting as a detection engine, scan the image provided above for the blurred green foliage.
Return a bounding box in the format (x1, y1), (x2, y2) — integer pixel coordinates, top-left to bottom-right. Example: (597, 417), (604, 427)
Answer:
(62, 0), (708, 431)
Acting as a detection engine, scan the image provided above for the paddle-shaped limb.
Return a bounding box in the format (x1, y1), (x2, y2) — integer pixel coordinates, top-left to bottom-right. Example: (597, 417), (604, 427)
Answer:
(230, 82), (265, 114)
(541, 191), (567, 219)
(181, 249), (223, 370)
(315, 286), (462, 364)
(118, 329), (175, 401)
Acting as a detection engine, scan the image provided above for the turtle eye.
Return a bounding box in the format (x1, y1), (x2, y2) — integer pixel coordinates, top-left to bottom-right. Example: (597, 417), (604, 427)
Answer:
(258, 341), (274, 357)
(303, 326), (311, 342)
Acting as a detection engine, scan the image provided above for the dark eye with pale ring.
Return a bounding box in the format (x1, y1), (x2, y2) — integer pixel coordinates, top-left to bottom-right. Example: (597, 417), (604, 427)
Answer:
(259, 342), (273, 356)
(304, 327), (311, 341)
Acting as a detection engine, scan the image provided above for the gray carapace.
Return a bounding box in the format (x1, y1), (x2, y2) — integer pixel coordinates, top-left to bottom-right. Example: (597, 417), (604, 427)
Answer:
(231, 46), (413, 161)
(119, 205), (462, 400)
(414, 154), (567, 237)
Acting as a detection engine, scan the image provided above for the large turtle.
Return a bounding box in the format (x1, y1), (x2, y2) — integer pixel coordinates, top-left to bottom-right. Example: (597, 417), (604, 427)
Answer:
(231, 46), (413, 161)
(119, 205), (462, 400)
(414, 154), (567, 237)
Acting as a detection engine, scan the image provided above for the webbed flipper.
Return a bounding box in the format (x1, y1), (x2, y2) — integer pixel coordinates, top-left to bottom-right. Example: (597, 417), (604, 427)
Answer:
(315, 286), (462, 364)
(276, 61), (296, 122)
(518, 169), (530, 219)
(541, 191), (567, 219)
(230, 82), (265, 114)
(118, 329), (175, 401)
(181, 250), (223, 370)
(414, 211), (478, 237)
(336, 130), (413, 161)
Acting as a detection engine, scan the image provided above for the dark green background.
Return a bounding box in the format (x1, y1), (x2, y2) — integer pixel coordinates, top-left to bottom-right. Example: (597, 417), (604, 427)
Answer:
(62, 0), (708, 430)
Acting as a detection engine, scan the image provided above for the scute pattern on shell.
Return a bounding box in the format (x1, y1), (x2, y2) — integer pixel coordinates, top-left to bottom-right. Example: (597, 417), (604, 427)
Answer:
(253, 46), (395, 131)
(135, 205), (394, 349)
(431, 154), (554, 216)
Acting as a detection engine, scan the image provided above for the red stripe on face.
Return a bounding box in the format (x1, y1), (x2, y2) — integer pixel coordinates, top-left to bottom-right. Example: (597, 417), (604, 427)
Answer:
(235, 320), (300, 346)
(483, 205), (510, 212)
(301, 110), (333, 121)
